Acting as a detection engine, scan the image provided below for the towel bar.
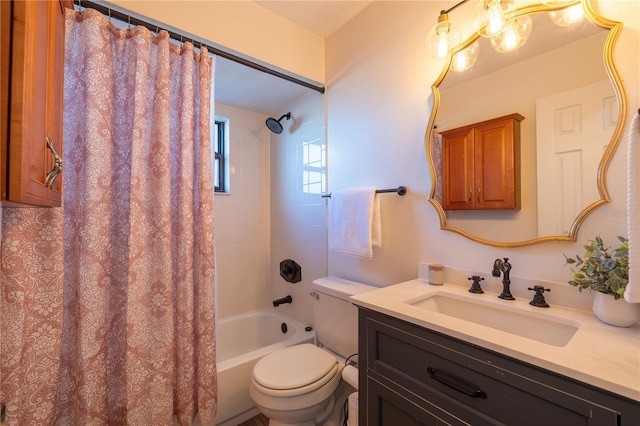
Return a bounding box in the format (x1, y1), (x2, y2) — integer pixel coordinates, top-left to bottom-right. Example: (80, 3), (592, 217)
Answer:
(321, 186), (406, 198)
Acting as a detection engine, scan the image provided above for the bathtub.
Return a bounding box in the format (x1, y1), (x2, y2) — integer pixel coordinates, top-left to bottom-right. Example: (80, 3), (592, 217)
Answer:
(213, 309), (315, 425)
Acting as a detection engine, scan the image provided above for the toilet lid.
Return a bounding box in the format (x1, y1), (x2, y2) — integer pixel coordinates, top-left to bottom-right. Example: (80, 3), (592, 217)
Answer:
(253, 343), (338, 390)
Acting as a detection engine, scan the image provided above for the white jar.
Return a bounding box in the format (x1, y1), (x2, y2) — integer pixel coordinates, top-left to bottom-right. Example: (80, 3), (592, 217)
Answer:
(428, 264), (444, 285)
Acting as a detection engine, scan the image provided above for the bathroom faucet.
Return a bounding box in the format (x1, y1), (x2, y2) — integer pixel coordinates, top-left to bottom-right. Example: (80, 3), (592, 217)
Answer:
(492, 258), (515, 300)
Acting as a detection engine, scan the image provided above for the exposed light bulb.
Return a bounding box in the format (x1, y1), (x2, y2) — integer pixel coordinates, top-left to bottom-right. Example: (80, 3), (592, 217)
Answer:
(490, 15), (532, 53)
(485, 0), (506, 36)
(436, 32), (450, 58)
(427, 13), (461, 59)
(474, 0), (515, 38)
(451, 40), (480, 72)
(501, 24), (519, 51)
(549, 4), (584, 26)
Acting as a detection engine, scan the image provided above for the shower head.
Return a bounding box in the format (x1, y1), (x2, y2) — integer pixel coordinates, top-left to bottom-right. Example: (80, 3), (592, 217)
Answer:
(265, 112), (291, 134)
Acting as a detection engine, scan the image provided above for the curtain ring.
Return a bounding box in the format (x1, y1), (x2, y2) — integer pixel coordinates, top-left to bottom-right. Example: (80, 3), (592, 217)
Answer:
(128, 15), (131, 29)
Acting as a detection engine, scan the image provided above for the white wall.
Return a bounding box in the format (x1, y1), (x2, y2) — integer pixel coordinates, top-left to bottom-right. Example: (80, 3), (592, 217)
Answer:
(270, 92), (326, 327)
(213, 104), (271, 319)
(108, 0), (325, 84)
(326, 0), (639, 288)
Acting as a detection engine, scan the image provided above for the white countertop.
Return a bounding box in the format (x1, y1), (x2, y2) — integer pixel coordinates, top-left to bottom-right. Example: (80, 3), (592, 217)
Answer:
(350, 279), (640, 401)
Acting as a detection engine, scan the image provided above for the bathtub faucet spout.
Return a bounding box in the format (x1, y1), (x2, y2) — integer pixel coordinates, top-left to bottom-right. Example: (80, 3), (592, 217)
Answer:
(273, 295), (293, 307)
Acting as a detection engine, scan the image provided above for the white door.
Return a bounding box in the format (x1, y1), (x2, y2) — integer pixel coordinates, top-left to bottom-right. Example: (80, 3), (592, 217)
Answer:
(536, 80), (617, 236)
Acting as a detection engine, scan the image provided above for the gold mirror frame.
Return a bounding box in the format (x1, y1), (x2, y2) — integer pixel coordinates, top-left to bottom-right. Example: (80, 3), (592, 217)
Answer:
(426, 0), (627, 248)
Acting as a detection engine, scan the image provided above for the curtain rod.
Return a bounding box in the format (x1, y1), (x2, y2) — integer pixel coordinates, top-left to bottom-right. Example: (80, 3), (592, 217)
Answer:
(73, 0), (325, 94)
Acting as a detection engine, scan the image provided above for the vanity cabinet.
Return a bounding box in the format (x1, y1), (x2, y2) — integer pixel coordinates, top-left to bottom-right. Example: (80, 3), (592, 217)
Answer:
(358, 308), (640, 426)
(440, 113), (523, 211)
(1, 0), (71, 207)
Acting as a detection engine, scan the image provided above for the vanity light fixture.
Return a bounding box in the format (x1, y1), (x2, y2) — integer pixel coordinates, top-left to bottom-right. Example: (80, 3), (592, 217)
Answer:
(426, 0), (469, 59)
(428, 0), (535, 61)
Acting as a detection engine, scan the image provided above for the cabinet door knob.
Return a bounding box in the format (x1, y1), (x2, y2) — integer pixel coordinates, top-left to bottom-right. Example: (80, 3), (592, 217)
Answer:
(467, 189), (472, 204)
(45, 135), (63, 188)
(477, 188), (481, 204)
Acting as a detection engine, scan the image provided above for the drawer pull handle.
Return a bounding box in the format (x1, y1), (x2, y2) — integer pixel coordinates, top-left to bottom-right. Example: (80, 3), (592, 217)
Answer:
(427, 367), (487, 399)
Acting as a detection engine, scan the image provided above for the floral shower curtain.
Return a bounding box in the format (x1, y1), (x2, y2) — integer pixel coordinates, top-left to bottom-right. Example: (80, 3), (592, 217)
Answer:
(431, 128), (443, 204)
(1, 8), (217, 425)
(1, 208), (65, 425)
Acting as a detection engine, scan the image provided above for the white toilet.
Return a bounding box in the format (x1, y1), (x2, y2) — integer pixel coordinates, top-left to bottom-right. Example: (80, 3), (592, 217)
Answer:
(249, 277), (375, 426)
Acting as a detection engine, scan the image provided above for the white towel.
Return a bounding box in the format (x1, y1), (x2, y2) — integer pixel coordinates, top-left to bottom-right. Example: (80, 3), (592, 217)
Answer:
(625, 111), (640, 303)
(329, 187), (381, 259)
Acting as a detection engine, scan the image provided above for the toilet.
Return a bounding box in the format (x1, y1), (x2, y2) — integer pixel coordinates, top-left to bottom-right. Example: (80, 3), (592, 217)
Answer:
(249, 276), (375, 426)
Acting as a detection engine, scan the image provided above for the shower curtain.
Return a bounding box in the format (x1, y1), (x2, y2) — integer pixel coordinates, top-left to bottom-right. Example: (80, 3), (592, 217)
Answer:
(1, 8), (217, 425)
(431, 129), (443, 204)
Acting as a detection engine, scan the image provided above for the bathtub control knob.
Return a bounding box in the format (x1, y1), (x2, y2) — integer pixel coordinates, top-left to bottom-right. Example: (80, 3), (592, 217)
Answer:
(280, 259), (302, 283)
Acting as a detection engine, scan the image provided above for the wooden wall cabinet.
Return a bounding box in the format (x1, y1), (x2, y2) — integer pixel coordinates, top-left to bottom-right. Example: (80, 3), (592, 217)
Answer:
(441, 113), (523, 211)
(1, 0), (72, 207)
(358, 308), (640, 426)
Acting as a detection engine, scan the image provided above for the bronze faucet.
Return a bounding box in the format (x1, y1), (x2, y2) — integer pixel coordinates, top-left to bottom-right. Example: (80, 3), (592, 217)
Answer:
(492, 258), (515, 300)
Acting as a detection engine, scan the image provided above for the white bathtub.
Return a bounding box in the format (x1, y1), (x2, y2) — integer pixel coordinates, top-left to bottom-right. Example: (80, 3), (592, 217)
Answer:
(213, 309), (315, 425)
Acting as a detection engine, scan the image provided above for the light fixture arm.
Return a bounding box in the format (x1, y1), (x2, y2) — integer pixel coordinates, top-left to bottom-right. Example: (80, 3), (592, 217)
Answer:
(442, 0), (470, 16)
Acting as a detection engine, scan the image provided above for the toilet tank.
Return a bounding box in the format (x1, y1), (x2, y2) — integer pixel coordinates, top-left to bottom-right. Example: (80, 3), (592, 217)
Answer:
(311, 277), (377, 358)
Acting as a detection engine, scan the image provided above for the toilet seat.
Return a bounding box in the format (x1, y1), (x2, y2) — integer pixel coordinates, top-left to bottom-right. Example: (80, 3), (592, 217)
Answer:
(252, 343), (339, 397)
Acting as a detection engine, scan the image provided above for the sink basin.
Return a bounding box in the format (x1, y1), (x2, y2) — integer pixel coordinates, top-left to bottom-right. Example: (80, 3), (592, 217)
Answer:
(407, 292), (580, 347)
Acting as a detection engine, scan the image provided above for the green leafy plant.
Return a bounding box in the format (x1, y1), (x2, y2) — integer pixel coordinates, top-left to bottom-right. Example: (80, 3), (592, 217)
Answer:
(563, 236), (628, 299)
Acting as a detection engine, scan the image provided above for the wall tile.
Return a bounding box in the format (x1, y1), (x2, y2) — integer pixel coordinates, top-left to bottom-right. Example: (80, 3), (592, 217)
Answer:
(215, 104), (271, 319)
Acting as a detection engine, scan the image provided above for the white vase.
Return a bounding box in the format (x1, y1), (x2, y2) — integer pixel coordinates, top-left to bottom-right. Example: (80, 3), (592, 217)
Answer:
(592, 292), (640, 327)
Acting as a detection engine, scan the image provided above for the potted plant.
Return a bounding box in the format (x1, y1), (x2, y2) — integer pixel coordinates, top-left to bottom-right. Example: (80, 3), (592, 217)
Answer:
(564, 236), (638, 327)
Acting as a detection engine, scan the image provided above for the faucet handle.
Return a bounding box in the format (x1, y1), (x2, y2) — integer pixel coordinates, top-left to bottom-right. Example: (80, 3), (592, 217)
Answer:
(468, 276), (485, 294)
(528, 285), (550, 308)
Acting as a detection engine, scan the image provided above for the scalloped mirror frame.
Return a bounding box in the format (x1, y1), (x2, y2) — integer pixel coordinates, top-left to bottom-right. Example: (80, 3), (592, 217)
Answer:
(426, 0), (627, 248)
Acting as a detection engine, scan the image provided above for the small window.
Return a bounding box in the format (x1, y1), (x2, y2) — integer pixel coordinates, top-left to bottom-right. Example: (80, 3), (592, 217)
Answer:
(213, 119), (229, 193)
(302, 138), (325, 194)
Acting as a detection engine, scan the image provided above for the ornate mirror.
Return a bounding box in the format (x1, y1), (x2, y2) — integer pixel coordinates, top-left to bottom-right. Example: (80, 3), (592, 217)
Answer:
(426, 0), (627, 247)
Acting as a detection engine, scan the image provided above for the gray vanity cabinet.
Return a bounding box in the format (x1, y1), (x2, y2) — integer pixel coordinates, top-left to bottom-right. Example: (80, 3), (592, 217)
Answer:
(358, 308), (640, 426)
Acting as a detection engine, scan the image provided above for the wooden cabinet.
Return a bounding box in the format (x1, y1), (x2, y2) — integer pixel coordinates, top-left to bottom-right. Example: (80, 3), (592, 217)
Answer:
(1, 0), (72, 207)
(441, 113), (523, 210)
(358, 308), (640, 426)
